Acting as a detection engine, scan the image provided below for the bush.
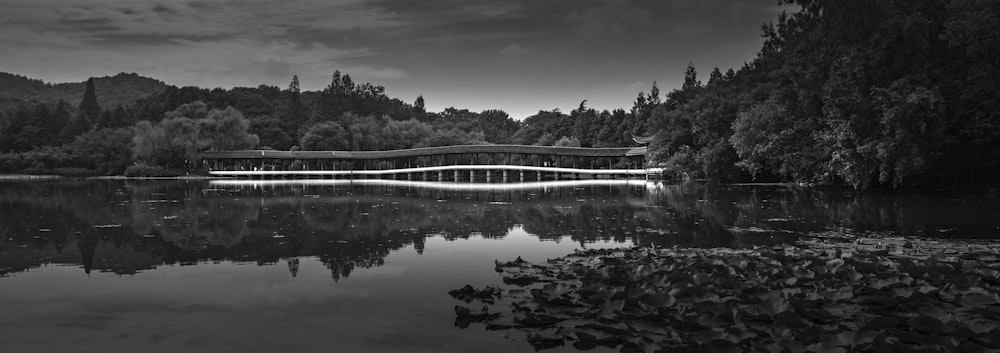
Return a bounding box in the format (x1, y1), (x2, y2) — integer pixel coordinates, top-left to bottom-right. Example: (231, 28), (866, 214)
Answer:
(0, 153), (24, 172)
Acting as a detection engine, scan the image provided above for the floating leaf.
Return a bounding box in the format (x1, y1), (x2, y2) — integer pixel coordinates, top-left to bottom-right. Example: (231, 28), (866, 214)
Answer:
(759, 295), (793, 317)
(959, 293), (997, 308)
(453, 238), (1000, 353)
(640, 293), (676, 308)
(908, 315), (944, 334)
(698, 339), (741, 353)
(575, 327), (621, 346)
(448, 284), (501, 303)
(526, 329), (565, 351)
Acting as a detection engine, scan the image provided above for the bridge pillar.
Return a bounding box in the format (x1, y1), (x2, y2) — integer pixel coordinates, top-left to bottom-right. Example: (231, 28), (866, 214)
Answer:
(438, 171), (443, 182)
(469, 170), (474, 182)
(503, 170), (509, 182)
(454, 170), (459, 182)
(422, 171), (427, 181)
(519, 171), (524, 182)
(537, 171), (541, 181)
(486, 170), (491, 183)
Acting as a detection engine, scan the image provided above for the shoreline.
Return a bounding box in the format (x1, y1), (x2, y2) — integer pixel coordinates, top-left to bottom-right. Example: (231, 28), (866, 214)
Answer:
(0, 174), (216, 181)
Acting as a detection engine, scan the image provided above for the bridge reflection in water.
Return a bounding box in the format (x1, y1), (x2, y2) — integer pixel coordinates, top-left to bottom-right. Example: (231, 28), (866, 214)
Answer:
(199, 144), (662, 180)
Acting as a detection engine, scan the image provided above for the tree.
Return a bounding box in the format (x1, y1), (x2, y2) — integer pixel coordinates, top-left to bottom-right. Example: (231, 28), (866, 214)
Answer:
(279, 75), (307, 139)
(41, 101), (69, 140)
(382, 119), (433, 149)
(196, 107), (259, 151)
(708, 67), (724, 86)
(300, 121), (348, 151)
(250, 115), (294, 150)
(345, 114), (386, 150)
(289, 75), (301, 94)
(67, 127), (135, 175)
(132, 104), (257, 169)
(414, 95), (425, 111)
(477, 109), (518, 144)
(132, 120), (188, 169)
(413, 95), (427, 121)
(415, 128), (487, 148)
(79, 78), (101, 124)
(553, 136), (581, 147)
(60, 114), (92, 143)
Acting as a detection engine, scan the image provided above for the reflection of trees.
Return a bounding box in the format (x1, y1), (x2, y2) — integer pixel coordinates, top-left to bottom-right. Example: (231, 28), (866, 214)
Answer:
(1, 181), (662, 278)
(6, 180), (992, 279)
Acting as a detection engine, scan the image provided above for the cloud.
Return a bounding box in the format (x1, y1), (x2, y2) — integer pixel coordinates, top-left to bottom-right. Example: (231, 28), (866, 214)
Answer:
(500, 43), (531, 57)
(0, 0), (403, 46)
(0, 0), (415, 88)
(567, 0), (652, 36)
(0, 33), (395, 89)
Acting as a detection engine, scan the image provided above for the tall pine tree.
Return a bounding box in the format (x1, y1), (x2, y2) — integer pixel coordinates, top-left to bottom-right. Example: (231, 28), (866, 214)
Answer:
(279, 75), (307, 140)
(79, 78), (101, 125)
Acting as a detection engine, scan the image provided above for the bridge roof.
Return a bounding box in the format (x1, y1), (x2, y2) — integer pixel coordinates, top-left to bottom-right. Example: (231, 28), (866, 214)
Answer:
(200, 145), (647, 160)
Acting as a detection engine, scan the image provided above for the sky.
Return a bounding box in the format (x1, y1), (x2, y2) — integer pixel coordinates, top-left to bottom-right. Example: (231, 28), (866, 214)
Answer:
(0, 0), (787, 120)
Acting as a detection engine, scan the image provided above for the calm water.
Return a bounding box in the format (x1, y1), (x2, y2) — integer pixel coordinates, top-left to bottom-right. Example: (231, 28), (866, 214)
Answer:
(1, 179), (999, 353)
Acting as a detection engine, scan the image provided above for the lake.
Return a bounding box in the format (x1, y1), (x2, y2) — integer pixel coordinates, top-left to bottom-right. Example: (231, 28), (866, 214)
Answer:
(1, 179), (998, 353)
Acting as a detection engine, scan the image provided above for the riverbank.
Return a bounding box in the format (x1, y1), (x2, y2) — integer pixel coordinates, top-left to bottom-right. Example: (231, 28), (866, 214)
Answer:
(0, 174), (62, 180)
(0, 174), (216, 181)
(452, 235), (1000, 352)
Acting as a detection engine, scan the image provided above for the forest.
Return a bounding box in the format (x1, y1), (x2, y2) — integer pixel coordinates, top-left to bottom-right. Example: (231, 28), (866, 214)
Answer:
(0, 0), (997, 189)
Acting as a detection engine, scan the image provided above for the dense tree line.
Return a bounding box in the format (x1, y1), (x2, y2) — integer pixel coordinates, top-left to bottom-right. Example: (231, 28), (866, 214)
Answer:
(642, 0), (1000, 189)
(1, 0), (997, 188)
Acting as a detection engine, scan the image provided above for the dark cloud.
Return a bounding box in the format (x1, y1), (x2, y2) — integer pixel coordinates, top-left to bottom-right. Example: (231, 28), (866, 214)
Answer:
(85, 32), (228, 46)
(151, 3), (172, 14)
(54, 16), (121, 33)
(567, 0), (652, 36)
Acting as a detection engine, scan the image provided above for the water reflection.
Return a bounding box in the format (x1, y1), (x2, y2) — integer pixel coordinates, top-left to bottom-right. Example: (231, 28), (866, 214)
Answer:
(1, 180), (658, 278)
(2, 180), (998, 278)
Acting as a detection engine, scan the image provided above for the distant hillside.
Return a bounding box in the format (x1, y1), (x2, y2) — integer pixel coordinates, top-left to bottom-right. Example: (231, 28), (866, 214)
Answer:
(0, 72), (169, 110)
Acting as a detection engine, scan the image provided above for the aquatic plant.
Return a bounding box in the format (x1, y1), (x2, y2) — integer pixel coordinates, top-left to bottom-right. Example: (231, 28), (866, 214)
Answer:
(451, 238), (1000, 352)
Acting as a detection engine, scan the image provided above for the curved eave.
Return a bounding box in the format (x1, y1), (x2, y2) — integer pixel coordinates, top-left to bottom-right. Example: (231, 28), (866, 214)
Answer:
(200, 145), (647, 160)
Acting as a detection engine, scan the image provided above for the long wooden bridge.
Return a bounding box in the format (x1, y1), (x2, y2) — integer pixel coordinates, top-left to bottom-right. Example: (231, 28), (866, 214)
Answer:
(199, 144), (661, 181)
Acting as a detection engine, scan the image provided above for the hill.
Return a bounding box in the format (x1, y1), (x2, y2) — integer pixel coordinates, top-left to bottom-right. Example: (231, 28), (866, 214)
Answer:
(0, 72), (168, 110)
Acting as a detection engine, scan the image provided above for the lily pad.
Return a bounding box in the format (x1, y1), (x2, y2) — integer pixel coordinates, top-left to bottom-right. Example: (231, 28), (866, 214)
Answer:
(451, 236), (1000, 353)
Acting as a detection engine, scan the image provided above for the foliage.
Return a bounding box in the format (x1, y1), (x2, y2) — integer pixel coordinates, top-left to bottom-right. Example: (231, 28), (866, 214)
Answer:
(66, 127), (135, 175)
(132, 102), (258, 169)
(78, 78), (101, 124)
(415, 128), (487, 148)
(382, 119), (434, 149)
(453, 239), (1000, 352)
(299, 121), (348, 151)
(633, 0), (1000, 188)
(249, 115), (294, 150)
(553, 136), (581, 147)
